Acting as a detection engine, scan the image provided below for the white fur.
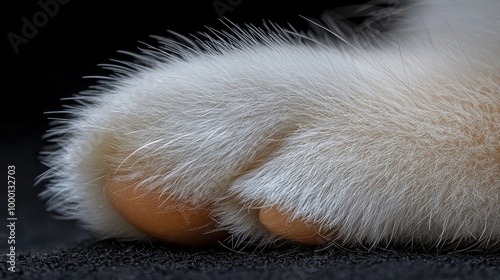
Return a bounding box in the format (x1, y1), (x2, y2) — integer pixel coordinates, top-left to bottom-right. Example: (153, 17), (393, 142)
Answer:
(39, 0), (499, 251)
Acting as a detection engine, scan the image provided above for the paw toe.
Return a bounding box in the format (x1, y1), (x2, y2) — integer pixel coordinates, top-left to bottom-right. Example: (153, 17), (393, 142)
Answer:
(104, 178), (228, 246)
(258, 206), (331, 245)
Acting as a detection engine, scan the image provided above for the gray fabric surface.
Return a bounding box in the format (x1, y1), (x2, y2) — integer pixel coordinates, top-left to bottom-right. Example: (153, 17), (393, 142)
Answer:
(2, 239), (500, 280)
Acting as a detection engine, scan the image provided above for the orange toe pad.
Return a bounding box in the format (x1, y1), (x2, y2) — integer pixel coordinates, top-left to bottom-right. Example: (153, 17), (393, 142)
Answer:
(259, 206), (330, 245)
(104, 178), (227, 246)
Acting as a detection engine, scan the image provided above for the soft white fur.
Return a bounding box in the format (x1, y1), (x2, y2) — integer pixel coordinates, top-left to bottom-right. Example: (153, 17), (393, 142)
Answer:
(40, 0), (499, 251)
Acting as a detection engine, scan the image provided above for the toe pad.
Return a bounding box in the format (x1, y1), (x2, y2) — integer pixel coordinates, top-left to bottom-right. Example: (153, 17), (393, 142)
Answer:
(259, 206), (330, 245)
(104, 179), (227, 246)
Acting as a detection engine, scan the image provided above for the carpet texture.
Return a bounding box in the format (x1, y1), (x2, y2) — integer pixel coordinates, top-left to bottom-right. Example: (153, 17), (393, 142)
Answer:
(2, 239), (499, 280)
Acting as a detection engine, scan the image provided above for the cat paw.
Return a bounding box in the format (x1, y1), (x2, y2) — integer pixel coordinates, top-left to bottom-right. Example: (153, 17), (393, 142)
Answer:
(39, 3), (500, 250)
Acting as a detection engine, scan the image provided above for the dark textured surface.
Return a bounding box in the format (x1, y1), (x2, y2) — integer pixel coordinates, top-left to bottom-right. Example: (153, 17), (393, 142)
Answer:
(2, 239), (500, 280)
